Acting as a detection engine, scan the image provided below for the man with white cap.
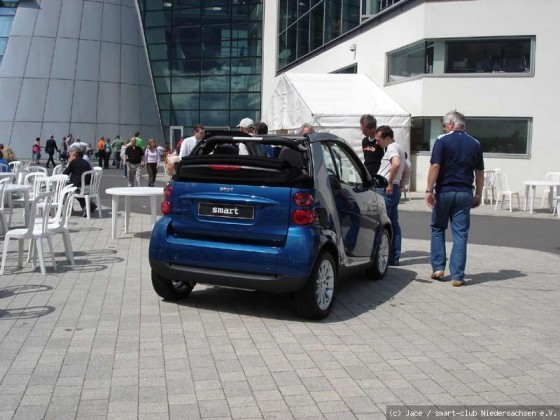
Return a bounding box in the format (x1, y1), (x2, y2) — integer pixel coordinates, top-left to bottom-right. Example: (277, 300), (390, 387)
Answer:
(236, 118), (254, 154)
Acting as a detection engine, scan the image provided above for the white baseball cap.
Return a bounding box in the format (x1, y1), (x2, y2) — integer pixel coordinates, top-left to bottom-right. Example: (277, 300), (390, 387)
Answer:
(237, 118), (254, 129)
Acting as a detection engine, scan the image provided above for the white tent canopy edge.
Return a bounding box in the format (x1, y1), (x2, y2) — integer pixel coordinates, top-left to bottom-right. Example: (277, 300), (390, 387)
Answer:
(263, 72), (411, 158)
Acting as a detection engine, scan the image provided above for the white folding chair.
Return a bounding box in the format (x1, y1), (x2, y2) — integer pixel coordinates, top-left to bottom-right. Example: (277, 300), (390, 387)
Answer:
(74, 168), (102, 219)
(553, 196), (559, 218)
(539, 172), (560, 209)
(494, 172), (520, 212)
(0, 192), (56, 276)
(482, 168), (500, 205)
(41, 174), (69, 216)
(46, 185), (77, 265)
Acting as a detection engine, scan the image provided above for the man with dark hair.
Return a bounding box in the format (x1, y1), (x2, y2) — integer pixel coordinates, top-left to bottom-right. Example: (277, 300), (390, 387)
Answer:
(255, 122), (268, 135)
(64, 149), (96, 217)
(425, 110), (484, 287)
(179, 125), (205, 158)
(45, 135), (59, 168)
(375, 125), (409, 267)
(360, 114), (384, 178)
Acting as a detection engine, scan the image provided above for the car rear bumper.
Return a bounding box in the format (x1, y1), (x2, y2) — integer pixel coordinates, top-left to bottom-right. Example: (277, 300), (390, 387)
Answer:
(150, 260), (308, 293)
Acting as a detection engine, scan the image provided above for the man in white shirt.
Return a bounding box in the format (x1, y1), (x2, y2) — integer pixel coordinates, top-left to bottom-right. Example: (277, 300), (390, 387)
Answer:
(375, 125), (410, 267)
(179, 125), (205, 159)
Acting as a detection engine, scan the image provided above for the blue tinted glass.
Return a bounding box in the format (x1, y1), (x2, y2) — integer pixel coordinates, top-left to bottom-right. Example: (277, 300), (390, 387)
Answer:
(201, 24), (231, 58)
(297, 13), (309, 58)
(154, 77), (171, 94)
(172, 93), (199, 110)
(231, 75), (259, 92)
(148, 44), (170, 60)
(231, 93), (260, 110)
(173, 27), (201, 59)
(172, 77), (200, 93)
(173, 8), (201, 26)
(310, 3), (324, 50)
(172, 60), (200, 77)
(145, 28), (168, 43)
(144, 10), (171, 27)
(231, 58), (260, 75)
(201, 93), (229, 110)
(201, 110), (230, 128)
(0, 15), (13, 36)
(151, 61), (171, 77)
(200, 76), (230, 93)
(173, 110), (200, 127)
(157, 94), (170, 110)
(0, 37), (7, 55)
(201, 59), (230, 76)
(145, 0), (164, 11)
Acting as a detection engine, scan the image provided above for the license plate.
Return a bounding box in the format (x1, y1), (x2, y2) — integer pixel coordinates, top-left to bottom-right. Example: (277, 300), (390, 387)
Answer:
(198, 202), (254, 220)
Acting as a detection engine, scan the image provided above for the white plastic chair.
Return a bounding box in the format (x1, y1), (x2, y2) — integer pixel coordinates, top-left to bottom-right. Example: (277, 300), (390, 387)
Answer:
(9, 161), (22, 173)
(0, 178), (11, 235)
(48, 185), (77, 265)
(539, 172), (560, 209)
(494, 172), (520, 212)
(482, 168), (500, 205)
(52, 164), (64, 175)
(26, 166), (48, 175)
(553, 196), (559, 218)
(38, 174), (69, 216)
(0, 192), (56, 276)
(74, 168), (102, 219)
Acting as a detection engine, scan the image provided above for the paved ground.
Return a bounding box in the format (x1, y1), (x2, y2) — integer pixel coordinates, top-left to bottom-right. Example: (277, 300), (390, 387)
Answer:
(0, 185), (559, 419)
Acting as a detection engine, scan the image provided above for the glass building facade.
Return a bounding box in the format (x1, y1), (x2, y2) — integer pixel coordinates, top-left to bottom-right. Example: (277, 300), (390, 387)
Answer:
(0, 1), (17, 67)
(137, 0), (263, 141)
(278, 0), (402, 70)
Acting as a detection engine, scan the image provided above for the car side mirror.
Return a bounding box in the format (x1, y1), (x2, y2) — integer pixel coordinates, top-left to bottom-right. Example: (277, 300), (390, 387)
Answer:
(329, 174), (341, 190)
(370, 174), (388, 189)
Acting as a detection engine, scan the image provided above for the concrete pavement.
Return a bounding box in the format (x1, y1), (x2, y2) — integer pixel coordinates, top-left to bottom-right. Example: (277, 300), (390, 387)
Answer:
(0, 201), (559, 419)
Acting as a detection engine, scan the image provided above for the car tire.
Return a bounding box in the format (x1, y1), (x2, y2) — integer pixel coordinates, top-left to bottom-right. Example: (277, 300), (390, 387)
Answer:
(152, 271), (194, 300)
(295, 252), (337, 319)
(367, 228), (390, 280)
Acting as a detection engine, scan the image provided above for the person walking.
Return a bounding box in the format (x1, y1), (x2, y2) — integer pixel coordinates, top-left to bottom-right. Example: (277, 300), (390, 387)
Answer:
(425, 110), (485, 287)
(103, 138), (112, 169)
(32, 138), (42, 164)
(145, 139), (160, 187)
(124, 137), (144, 187)
(97, 137), (106, 168)
(45, 135), (59, 168)
(375, 125), (409, 267)
(360, 114), (384, 179)
(121, 139), (130, 178)
(112, 135), (123, 168)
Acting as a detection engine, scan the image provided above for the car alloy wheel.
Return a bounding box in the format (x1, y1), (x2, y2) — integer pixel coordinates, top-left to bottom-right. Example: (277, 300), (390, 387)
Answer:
(315, 258), (335, 311)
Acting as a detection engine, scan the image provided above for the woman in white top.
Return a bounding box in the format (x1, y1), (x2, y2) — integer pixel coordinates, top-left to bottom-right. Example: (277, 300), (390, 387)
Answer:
(145, 139), (161, 187)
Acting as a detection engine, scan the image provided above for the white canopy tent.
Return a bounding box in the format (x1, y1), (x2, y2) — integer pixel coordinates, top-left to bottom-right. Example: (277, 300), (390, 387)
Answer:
(263, 73), (411, 157)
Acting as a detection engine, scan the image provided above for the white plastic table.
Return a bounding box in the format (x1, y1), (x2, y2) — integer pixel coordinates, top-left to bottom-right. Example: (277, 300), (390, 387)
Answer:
(0, 173), (17, 180)
(522, 180), (560, 214)
(105, 187), (164, 239)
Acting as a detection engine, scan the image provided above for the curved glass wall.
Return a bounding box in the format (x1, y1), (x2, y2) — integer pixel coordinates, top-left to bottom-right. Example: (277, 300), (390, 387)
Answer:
(0, 1), (17, 67)
(138, 0), (263, 140)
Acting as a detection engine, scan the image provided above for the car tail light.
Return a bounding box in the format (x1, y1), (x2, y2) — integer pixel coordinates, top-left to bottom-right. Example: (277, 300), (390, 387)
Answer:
(161, 183), (172, 214)
(161, 200), (171, 215)
(292, 209), (316, 225)
(293, 192), (313, 207)
(209, 164), (241, 171)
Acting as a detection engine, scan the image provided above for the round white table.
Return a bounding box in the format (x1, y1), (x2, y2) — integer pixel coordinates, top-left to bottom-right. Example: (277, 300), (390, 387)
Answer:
(105, 187), (164, 239)
(522, 180), (560, 214)
(0, 172), (17, 181)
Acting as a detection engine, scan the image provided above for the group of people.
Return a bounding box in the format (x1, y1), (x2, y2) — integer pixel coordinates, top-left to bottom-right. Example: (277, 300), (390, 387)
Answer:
(359, 111), (484, 288)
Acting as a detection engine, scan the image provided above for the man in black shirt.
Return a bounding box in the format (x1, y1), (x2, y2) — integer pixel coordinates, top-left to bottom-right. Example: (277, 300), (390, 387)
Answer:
(45, 135), (59, 168)
(63, 149), (96, 216)
(124, 137), (145, 187)
(360, 114), (385, 178)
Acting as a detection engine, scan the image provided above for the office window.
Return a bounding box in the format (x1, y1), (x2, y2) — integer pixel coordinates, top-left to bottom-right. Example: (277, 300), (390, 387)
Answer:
(387, 41), (433, 82)
(331, 64), (357, 74)
(446, 38), (531, 74)
(411, 117), (531, 156)
(387, 37), (534, 83)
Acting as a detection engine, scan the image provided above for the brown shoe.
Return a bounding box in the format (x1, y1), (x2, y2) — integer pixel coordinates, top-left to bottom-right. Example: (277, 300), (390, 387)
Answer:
(431, 270), (445, 280)
(452, 280), (464, 287)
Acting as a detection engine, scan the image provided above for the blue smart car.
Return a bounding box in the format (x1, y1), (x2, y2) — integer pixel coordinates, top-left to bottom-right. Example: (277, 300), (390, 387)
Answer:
(149, 132), (391, 319)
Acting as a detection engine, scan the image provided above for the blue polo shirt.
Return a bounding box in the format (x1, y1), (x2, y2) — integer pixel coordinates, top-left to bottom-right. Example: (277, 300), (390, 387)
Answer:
(431, 130), (484, 194)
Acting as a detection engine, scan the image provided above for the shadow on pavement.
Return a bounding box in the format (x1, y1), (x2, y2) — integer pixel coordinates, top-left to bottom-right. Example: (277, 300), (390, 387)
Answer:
(0, 284), (54, 299)
(465, 269), (527, 286)
(0, 305), (55, 320)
